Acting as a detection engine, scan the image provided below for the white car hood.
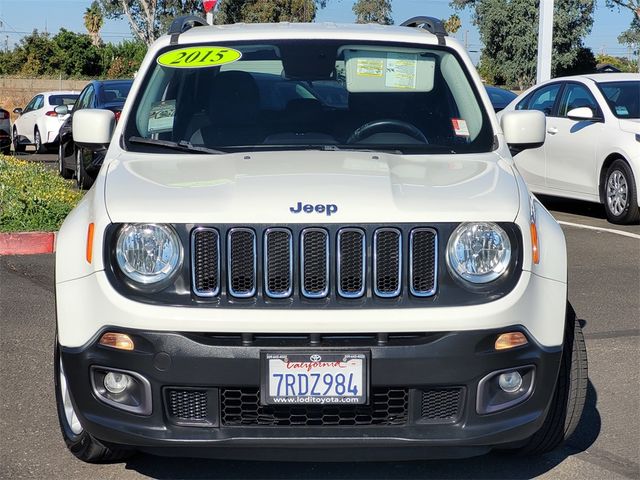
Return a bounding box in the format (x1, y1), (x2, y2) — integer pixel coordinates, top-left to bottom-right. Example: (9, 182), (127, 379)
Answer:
(618, 118), (640, 134)
(104, 151), (521, 223)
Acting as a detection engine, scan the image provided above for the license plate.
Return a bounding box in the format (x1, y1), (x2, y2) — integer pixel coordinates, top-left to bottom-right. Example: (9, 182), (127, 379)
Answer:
(261, 352), (368, 405)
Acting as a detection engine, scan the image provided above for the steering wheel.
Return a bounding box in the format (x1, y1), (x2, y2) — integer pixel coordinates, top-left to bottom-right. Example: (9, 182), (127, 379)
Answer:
(346, 119), (428, 144)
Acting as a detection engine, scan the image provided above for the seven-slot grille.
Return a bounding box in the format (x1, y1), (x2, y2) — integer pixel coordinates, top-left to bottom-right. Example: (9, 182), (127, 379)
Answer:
(191, 226), (437, 300)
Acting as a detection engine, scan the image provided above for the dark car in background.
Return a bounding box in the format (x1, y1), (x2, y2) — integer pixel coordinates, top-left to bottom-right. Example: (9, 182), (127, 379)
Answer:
(58, 79), (133, 189)
(1, 107), (11, 154)
(485, 85), (517, 112)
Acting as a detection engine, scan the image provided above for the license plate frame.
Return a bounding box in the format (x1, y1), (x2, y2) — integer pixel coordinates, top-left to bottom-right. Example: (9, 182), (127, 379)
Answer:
(260, 351), (369, 405)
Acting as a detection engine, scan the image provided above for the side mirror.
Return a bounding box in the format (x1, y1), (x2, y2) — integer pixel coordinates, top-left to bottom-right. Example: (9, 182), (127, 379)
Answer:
(73, 109), (115, 149)
(567, 107), (601, 122)
(13, 108), (22, 115)
(501, 110), (546, 155)
(54, 105), (69, 115)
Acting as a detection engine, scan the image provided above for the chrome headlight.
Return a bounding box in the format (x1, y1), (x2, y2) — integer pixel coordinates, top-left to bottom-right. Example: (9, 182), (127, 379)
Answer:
(446, 222), (511, 283)
(115, 223), (182, 284)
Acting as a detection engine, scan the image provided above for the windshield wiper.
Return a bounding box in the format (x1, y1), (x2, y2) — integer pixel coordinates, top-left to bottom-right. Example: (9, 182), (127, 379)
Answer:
(128, 136), (226, 154)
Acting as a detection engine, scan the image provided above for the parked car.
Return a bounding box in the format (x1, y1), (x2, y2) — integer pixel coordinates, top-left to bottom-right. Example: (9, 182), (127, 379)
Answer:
(54, 16), (587, 464)
(58, 79), (133, 189)
(499, 73), (640, 224)
(0, 107), (10, 154)
(485, 85), (517, 112)
(12, 91), (78, 153)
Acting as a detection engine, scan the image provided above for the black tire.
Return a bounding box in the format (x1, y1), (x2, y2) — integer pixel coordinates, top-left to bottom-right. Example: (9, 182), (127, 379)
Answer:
(54, 339), (134, 463)
(34, 127), (46, 154)
(76, 149), (90, 190)
(58, 143), (73, 179)
(1, 147), (10, 155)
(517, 304), (588, 455)
(13, 127), (25, 153)
(603, 159), (640, 225)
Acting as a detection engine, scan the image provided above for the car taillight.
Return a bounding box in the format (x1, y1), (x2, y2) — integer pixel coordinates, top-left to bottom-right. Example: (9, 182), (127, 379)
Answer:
(0, 110), (8, 119)
(45, 111), (58, 117)
(114, 111), (122, 123)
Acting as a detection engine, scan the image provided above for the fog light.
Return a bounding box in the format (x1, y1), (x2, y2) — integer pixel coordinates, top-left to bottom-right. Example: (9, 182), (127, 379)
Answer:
(104, 372), (131, 394)
(498, 371), (523, 393)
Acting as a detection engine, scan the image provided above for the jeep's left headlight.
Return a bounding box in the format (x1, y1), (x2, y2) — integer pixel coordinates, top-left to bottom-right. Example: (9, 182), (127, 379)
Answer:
(115, 223), (182, 284)
(446, 222), (511, 283)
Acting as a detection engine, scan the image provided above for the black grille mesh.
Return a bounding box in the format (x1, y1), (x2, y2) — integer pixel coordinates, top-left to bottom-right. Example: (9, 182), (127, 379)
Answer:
(265, 230), (292, 297)
(375, 229), (401, 296)
(420, 388), (463, 422)
(301, 229), (328, 297)
(411, 229), (437, 295)
(228, 229), (256, 296)
(338, 229), (365, 296)
(166, 389), (208, 420)
(193, 229), (219, 295)
(221, 388), (408, 426)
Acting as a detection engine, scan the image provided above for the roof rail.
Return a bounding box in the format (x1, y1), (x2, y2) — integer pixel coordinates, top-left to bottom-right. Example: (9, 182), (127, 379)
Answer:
(400, 16), (447, 45)
(168, 15), (208, 44)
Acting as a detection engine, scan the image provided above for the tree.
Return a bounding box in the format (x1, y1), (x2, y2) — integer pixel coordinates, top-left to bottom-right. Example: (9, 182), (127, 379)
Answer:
(352, 0), (393, 25)
(52, 29), (102, 77)
(216, 0), (326, 24)
(84, 1), (104, 47)
(100, 0), (205, 45)
(453, 0), (594, 89)
(444, 14), (462, 34)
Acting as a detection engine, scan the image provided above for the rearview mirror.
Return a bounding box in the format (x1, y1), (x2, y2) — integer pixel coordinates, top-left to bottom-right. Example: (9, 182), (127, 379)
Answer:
(73, 109), (115, 149)
(500, 110), (546, 155)
(566, 107), (599, 121)
(54, 105), (68, 115)
(13, 107), (22, 115)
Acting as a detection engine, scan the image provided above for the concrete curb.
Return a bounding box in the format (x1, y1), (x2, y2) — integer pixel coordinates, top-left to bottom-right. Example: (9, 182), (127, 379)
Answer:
(0, 232), (56, 255)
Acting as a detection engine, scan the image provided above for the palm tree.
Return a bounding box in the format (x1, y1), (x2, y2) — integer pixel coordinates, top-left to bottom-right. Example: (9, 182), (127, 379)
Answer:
(84, 1), (104, 47)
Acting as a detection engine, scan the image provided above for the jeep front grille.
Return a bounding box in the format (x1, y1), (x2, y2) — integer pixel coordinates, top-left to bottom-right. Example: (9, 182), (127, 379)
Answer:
(191, 225), (438, 302)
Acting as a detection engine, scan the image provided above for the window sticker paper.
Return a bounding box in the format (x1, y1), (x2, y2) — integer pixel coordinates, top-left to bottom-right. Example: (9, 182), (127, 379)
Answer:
(385, 53), (417, 89)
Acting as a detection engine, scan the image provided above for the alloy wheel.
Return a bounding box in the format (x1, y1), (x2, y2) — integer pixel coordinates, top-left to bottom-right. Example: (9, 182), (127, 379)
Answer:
(606, 170), (628, 217)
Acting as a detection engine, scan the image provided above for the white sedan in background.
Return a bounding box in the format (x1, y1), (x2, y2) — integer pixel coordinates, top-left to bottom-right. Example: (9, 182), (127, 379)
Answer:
(499, 73), (639, 224)
(12, 91), (79, 154)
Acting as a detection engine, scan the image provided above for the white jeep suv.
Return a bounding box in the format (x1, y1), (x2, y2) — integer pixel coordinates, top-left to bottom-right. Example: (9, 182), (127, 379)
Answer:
(54, 16), (587, 463)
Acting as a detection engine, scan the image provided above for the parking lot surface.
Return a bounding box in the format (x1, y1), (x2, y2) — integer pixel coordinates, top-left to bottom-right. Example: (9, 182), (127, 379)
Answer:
(1, 153), (639, 479)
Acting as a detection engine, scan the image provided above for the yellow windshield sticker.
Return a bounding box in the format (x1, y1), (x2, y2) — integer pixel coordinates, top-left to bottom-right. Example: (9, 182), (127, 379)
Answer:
(157, 46), (242, 68)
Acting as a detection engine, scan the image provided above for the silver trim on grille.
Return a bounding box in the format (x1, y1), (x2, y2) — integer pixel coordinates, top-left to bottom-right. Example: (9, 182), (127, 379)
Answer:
(337, 228), (366, 298)
(373, 228), (402, 298)
(409, 228), (438, 297)
(300, 228), (330, 298)
(191, 227), (220, 297)
(263, 228), (293, 299)
(227, 228), (257, 298)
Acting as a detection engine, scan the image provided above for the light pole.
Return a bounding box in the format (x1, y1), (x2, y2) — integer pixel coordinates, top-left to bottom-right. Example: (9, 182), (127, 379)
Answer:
(536, 0), (554, 83)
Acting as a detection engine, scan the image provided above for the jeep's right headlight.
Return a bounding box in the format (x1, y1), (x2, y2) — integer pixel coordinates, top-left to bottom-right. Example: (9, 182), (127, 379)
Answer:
(446, 222), (511, 284)
(115, 223), (182, 284)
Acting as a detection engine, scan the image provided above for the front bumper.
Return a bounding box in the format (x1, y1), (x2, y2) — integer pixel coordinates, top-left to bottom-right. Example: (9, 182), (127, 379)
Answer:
(61, 326), (562, 460)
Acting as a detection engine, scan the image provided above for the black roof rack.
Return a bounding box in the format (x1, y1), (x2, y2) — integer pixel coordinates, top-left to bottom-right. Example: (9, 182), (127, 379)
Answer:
(400, 16), (447, 45)
(168, 15), (208, 44)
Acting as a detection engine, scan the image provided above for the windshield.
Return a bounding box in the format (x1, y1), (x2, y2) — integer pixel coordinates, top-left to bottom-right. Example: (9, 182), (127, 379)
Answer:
(598, 81), (639, 119)
(49, 95), (78, 107)
(125, 40), (494, 154)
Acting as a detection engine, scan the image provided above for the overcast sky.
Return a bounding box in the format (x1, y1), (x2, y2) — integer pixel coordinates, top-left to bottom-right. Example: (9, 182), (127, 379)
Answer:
(0, 0), (634, 64)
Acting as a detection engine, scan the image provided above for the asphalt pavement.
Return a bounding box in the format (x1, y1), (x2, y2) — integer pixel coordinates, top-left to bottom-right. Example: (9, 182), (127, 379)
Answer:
(1, 152), (639, 479)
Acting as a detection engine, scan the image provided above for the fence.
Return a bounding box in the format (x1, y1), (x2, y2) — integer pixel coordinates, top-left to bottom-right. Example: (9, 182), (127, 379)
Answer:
(0, 77), (90, 111)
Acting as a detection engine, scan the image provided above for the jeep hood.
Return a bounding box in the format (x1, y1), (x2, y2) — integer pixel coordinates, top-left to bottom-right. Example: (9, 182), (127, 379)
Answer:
(104, 151), (521, 223)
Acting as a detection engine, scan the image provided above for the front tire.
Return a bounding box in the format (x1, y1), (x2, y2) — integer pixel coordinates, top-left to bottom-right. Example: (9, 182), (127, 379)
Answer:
(13, 127), (25, 153)
(604, 159), (639, 224)
(75, 149), (89, 189)
(517, 304), (588, 455)
(58, 143), (73, 179)
(54, 340), (134, 463)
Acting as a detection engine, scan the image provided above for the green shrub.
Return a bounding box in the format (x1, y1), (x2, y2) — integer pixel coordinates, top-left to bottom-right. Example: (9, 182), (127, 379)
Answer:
(0, 154), (83, 232)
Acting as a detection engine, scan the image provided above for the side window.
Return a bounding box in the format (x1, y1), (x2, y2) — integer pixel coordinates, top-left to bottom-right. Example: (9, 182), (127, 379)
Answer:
(527, 84), (561, 116)
(23, 96), (37, 113)
(75, 87), (90, 111)
(558, 83), (598, 117)
(515, 93), (532, 111)
(33, 95), (44, 110)
(86, 88), (96, 108)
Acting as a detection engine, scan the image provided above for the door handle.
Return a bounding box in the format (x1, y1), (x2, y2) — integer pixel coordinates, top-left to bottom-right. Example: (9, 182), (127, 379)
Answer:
(547, 127), (558, 135)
